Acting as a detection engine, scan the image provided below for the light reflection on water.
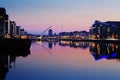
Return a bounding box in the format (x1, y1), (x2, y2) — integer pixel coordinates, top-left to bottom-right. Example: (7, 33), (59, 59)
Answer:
(4, 41), (120, 80)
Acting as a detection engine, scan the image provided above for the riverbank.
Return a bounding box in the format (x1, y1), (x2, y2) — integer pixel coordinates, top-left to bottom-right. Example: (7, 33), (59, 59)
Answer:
(0, 38), (31, 50)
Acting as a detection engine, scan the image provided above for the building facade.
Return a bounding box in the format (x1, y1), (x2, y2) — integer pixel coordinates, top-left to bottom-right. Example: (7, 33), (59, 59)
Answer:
(48, 29), (52, 36)
(89, 20), (120, 40)
(0, 8), (6, 38)
(5, 15), (10, 38)
(10, 21), (16, 38)
(0, 7), (30, 39)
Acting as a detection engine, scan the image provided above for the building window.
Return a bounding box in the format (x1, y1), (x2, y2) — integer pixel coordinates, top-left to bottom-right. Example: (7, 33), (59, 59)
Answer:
(0, 16), (3, 18)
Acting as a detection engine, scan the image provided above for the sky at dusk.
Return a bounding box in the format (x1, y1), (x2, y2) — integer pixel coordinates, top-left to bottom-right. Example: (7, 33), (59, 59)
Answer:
(0, 0), (120, 34)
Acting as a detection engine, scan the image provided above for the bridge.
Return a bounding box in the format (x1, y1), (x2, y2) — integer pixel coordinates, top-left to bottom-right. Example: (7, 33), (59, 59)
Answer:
(37, 26), (52, 40)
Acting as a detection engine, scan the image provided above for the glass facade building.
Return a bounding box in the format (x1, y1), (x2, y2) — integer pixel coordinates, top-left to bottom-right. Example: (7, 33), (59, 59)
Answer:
(89, 20), (120, 40)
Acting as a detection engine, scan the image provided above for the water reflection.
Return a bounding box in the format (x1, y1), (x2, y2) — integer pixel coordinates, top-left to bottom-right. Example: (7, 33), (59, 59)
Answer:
(59, 41), (89, 49)
(58, 41), (120, 61)
(6, 41), (120, 80)
(48, 42), (53, 49)
(89, 42), (120, 61)
(0, 49), (30, 80)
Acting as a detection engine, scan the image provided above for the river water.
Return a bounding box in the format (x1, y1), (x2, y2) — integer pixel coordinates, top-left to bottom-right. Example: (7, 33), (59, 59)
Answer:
(5, 41), (120, 80)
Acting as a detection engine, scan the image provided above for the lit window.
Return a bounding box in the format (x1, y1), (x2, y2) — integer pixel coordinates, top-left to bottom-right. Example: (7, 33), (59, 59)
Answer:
(0, 16), (3, 18)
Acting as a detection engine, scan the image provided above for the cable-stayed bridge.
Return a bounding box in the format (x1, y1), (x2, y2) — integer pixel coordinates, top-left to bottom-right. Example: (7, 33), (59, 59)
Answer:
(37, 26), (52, 40)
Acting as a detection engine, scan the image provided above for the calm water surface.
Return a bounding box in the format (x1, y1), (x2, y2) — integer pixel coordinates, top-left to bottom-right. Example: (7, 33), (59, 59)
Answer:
(4, 41), (120, 80)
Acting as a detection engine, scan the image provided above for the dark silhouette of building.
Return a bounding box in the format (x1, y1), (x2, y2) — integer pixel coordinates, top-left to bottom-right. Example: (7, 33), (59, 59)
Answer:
(10, 21), (16, 38)
(48, 29), (52, 36)
(0, 7), (6, 38)
(89, 20), (120, 39)
(0, 7), (32, 39)
(59, 31), (89, 40)
(16, 26), (21, 38)
(5, 14), (10, 38)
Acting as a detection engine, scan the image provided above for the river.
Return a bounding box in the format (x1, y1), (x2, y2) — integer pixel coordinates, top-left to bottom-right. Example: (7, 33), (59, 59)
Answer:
(5, 41), (120, 80)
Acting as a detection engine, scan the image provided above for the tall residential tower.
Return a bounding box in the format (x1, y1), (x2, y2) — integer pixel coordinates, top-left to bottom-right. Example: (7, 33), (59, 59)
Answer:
(0, 8), (6, 38)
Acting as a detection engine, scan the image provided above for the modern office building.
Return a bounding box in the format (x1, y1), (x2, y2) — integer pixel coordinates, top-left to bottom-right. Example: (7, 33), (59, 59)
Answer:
(48, 29), (52, 36)
(10, 21), (16, 38)
(20, 29), (25, 36)
(89, 20), (120, 39)
(0, 7), (30, 39)
(0, 7), (6, 38)
(5, 14), (10, 38)
(15, 26), (21, 38)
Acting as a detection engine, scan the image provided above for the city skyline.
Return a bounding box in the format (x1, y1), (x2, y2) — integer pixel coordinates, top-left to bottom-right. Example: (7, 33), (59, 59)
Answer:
(1, 0), (120, 34)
